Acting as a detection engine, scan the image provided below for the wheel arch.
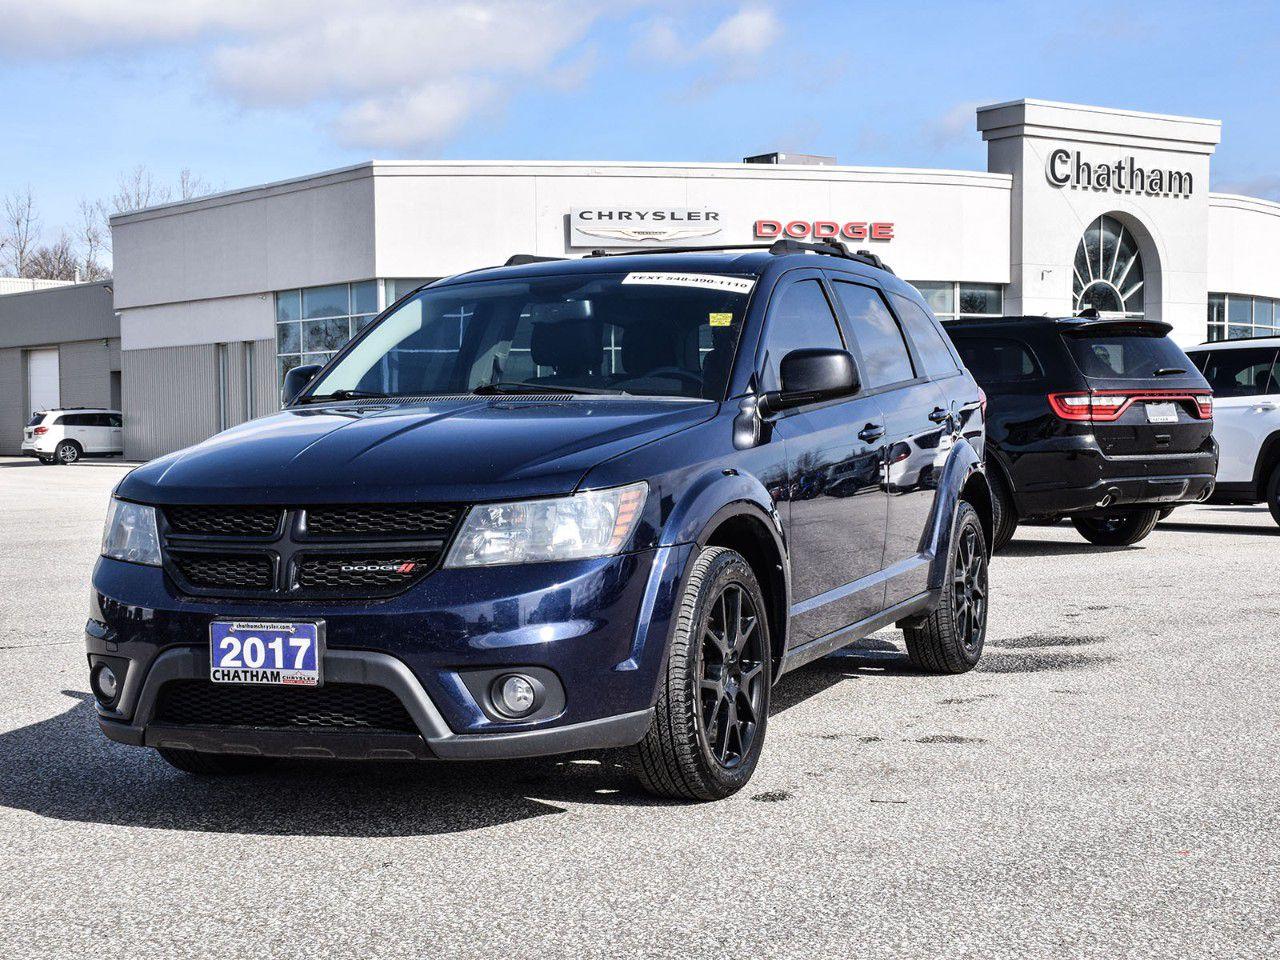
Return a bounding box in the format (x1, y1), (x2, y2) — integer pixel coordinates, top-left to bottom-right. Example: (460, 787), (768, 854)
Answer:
(695, 503), (791, 678)
(924, 437), (989, 591)
(1252, 429), (1280, 494)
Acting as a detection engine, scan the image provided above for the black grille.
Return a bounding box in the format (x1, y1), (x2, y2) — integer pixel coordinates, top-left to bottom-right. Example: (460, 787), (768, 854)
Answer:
(165, 506), (282, 538)
(173, 554), (273, 590)
(304, 504), (458, 538)
(295, 555), (437, 591)
(155, 680), (418, 733)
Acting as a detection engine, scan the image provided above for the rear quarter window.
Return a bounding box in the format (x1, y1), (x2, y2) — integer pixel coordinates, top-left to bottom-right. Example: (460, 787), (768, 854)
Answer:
(892, 294), (959, 378)
(950, 335), (1043, 382)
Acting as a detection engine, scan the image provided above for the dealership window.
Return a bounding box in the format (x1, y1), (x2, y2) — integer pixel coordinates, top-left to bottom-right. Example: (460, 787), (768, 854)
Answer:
(908, 282), (1003, 321)
(1207, 293), (1280, 342)
(276, 279), (432, 384)
(1073, 215), (1144, 317)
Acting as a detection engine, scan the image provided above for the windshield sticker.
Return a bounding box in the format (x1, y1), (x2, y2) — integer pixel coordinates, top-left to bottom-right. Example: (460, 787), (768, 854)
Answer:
(622, 272), (755, 294)
(708, 313), (733, 327)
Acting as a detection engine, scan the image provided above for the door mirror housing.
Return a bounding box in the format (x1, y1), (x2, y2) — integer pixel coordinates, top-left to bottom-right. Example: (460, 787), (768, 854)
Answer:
(282, 364), (323, 406)
(760, 348), (860, 413)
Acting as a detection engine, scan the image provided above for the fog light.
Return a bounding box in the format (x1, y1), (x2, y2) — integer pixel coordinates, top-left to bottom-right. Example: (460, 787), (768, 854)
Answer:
(92, 663), (119, 703)
(494, 674), (537, 718)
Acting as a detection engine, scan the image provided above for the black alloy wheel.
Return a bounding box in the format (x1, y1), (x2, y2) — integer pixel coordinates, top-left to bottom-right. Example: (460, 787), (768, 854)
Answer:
(1071, 507), (1161, 546)
(697, 582), (767, 770)
(952, 521), (988, 657)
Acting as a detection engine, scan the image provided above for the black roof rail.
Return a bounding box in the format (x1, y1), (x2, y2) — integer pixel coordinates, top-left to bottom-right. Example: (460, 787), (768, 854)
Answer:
(578, 239), (894, 274)
(504, 254), (567, 266)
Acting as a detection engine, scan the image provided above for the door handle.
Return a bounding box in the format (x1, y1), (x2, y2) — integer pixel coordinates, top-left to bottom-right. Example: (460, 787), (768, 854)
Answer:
(1254, 402), (1278, 412)
(858, 423), (885, 443)
(928, 407), (951, 424)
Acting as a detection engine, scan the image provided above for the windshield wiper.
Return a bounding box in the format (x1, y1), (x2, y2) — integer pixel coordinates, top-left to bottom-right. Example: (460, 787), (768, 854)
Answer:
(1153, 367), (1187, 377)
(471, 381), (626, 396)
(299, 389), (390, 403)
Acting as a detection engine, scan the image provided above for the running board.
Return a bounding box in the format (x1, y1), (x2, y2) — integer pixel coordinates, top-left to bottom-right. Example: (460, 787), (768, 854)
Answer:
(778, 591), (936, 676)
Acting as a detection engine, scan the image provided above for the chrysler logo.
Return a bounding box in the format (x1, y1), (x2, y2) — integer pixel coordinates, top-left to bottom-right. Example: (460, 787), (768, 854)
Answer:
(569, 207), (723, 246)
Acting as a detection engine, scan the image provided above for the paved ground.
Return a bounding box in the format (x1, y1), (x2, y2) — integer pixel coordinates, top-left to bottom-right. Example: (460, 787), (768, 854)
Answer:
(0, 455), (1276, 959)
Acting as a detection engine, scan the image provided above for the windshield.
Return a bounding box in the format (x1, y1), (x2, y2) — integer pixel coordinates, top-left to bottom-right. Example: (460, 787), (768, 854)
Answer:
(305, 271), (755, 401)
(1064, 328), (1194, 380)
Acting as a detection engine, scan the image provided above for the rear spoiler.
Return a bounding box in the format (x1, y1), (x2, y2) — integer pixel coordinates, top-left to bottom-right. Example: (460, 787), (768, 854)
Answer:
(1055, 317), (1173, 337)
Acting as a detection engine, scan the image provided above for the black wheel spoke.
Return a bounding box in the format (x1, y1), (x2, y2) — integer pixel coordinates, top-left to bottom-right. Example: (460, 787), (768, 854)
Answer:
(696, 576), (766, 771)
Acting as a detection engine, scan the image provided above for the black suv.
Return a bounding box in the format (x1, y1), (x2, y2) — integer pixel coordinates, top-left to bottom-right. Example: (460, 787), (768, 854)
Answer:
(945, 314), (1216, 550)
(89, 239), (991, 801)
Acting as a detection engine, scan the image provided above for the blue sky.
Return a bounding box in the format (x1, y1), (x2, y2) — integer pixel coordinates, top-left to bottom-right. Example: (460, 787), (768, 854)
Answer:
(1, 0), (1278, 250)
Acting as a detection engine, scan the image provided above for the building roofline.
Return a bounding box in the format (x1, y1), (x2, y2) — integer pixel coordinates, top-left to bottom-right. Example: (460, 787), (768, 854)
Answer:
(109, 159), (1013, 226)
(1208, 192), (1280, 215)
(0, 279), (114, 301)
(976, 97), (1222, 128)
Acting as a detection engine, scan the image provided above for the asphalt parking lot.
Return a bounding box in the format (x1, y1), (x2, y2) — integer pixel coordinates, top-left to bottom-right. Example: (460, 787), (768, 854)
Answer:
(1, 456), (1276, 959)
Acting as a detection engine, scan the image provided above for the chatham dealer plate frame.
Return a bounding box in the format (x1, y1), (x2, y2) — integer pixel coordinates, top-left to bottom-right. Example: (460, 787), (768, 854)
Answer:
(209, 620), (326, 687)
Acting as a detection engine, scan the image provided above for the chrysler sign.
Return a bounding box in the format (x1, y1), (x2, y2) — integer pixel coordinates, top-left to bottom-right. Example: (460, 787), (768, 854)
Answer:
(570, 207), (723, 246)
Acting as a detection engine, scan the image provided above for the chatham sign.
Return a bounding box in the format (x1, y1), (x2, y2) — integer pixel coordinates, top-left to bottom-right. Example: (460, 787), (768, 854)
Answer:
(1046, 148), (1194, 198)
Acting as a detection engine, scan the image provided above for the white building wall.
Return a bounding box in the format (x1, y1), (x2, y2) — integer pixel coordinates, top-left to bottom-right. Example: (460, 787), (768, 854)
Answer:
(370, 161), (1012, 284)
(1206, 194), (1280, 300)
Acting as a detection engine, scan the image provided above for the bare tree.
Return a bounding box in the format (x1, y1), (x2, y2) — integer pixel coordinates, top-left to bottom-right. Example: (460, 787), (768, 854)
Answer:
(75, 199), (110, 280)
(24, 234), (80, 281)
(1, 186), (40, 277)
(110, 164), (172, 213)
(177, 167), (213, 201)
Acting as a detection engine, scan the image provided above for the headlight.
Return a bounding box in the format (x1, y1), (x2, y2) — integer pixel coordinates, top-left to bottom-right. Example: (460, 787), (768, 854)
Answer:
(101, 498), (162, 566)
(444, 481), (647, 567)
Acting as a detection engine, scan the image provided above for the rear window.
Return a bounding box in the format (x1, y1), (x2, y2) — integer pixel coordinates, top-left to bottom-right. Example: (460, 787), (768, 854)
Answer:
(951, 336), (1042, 382)
(1195, 348), (1279, 397)
(1064, 329), (1193, 380)
(26, 413), (47, 427)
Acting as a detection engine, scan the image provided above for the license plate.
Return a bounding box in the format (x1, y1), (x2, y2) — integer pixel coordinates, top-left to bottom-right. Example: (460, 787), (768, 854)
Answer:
(210, 621), (323, 686)
(1145, 402), (1179, 424)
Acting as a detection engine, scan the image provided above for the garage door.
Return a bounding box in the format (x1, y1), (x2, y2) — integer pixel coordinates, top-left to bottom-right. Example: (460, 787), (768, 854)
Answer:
(27, 348), (60, 418)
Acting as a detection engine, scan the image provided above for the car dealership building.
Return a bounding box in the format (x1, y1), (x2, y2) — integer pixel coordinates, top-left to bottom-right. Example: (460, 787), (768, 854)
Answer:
(7, 97), (1277, 460)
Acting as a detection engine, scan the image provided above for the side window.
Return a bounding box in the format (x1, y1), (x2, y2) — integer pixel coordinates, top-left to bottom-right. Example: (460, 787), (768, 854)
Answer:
(760, 279), (846, 392)
(831, 281), (915, 388)
(1198, 349), (1279, 398)
(892, 294), (959, 377)
(108, 414), (123, 428)
(951, 336), (1043, 382)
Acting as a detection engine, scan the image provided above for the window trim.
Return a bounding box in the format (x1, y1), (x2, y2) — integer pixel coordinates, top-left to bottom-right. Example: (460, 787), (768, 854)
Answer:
(1207, 292), (1280, 342)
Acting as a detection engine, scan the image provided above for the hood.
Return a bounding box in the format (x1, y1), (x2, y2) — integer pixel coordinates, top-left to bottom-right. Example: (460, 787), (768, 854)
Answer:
(119, 397), (715, 505)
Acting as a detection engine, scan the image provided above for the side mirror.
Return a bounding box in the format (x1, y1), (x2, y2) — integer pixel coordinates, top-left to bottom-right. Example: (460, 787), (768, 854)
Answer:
(282, 364), (322, 406)
(761, 348), (860, 414)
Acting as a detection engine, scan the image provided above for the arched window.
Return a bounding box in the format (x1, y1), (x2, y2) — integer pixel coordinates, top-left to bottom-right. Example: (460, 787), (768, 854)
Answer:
(1073, 215), (1144, 317)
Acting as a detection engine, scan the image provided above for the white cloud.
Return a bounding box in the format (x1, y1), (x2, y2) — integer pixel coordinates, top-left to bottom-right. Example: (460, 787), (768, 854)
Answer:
(927, 100), (984, 148)
(702, 4), (776, 57)
(0, 0), (612, 150)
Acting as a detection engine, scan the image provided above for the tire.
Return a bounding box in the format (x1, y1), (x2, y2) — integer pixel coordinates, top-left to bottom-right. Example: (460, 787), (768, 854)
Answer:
(156, 747), (274, 775)
(631, 546), (772, 801)
(1071, 508), (1161, 546)
(1267, 465), (1280, 528)
(54, 440), (81, 465)
(37, 456), (55, 465)
(1158, 506), (1176, 521)
(903, 500), (988, 674)
(987, 466), (1019, 552)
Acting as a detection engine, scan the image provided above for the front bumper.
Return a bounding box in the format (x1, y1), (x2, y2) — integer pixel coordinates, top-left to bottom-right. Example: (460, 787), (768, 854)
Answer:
(89, 544), (693, 760)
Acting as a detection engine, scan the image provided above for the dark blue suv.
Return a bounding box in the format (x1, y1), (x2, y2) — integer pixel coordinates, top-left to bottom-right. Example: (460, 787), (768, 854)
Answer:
(88, 240), (992, 800)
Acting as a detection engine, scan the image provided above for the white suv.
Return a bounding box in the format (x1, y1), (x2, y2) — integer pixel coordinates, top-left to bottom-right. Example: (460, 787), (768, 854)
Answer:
(1185, 337), (1280, 525)
(21, 408), (125, 465)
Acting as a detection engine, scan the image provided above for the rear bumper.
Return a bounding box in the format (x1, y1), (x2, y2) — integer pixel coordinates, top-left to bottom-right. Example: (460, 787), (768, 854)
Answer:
(1011, 447), (1218, 517)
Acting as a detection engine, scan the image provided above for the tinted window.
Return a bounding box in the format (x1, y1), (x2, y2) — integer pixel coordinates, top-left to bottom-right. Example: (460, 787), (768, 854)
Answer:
(893, 294), (958, 377)
(951, 336), (1043, 382)
(760, 279), (845, 392)
(1196, 348), (1279, 397)
(26, 413), (46, 427)
(1064, 330), (1193, 380)
(308, 272), (752, 401)
(108, 413), (123, 428)
(832, 281), (915, 388)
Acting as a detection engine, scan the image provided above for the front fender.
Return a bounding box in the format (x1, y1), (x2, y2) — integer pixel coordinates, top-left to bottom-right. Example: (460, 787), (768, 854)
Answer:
(924, 436), (986, 591)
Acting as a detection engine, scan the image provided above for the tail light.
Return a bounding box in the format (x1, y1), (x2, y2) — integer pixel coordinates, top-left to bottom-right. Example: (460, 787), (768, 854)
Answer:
(33, 426), (48, 436)
(1048, 390), (1214, 423)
